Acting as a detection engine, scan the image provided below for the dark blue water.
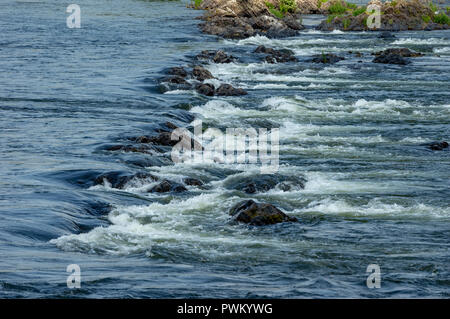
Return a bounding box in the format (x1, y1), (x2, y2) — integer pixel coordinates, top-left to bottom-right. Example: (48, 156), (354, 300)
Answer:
(0, 0), (449, 298)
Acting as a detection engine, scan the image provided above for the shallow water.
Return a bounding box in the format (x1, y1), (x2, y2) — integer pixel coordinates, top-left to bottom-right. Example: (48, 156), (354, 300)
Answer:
(0, 1), (449, 298)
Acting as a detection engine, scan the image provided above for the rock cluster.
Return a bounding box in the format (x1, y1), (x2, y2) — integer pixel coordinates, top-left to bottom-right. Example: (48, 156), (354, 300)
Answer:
(229, 199), (298, 226)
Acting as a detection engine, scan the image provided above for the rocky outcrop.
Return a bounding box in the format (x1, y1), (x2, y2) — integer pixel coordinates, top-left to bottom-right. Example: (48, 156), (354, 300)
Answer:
(193, 65), (215, 81)
(318, 0), (450, 32)
(216, 84), (248, 96)
(229, 199), (298, 225)
(195, 0), (305, 39)
(372, 48), (424, 57)
(196, 83), (216, 96)
(254, 45), (298, 63)
(224, 174), (306, 194)
(149, 180), (187, 193)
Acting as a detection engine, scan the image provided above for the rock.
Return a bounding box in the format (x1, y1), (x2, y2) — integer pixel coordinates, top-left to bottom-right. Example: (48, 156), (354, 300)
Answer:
(183, 177), (204, 186)
(192, 65), (215, 81)
(215, 84), (247, 96)
(254, 45), (298, 63)
(428, 141), (449, 151)
(373, 48), (424, 57)
(379, 31), (396, 39)
(310, 53), (345, 64)
(229, 200), (298, 226)
(317, 0), (449, 31)
(196, 50), (236, 63)
(166, 67), (188, 78)
(94, 172), (158, 189)
(149, 180), (187, 193)
(196, 83), (215, 96)
(105, 144), (153, 154)
(373, 53), (411, 65)
(134, 131), (182, 147)
(225, 174), (306, 194)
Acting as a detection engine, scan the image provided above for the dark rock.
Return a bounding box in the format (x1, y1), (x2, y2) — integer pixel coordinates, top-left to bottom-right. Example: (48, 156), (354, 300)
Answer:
(225, 174), (306, 194)
(373, 53), (411, 65)
(94, 172), (158, 189)
(134, 131), (182, 147)
(379, 31), (396, 39)
(215, 84), (247, 96)
(310, 53), (345, 64)
(183, 177), (204, 186)
(373, 48), (423, 58)
(149, 180), (187, 193)
(254, 45), (298, 64)
(196, 83), (215, 96)
(166, 67), (188, 78)
(192, 65), (214, 81)
(229, 200), (298, 226)
(428, 141), (449, 151)
(213, 50), (235, 63)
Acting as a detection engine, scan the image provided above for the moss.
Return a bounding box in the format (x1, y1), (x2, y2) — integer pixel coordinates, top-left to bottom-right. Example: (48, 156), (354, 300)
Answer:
(433, 12), (450, 25)
(346, 2), (357, 10)
(266, 2), (284, 18)
(390, 0), (397, 6)
(422, 15), (431, 23)
(279, 0), (298, 14)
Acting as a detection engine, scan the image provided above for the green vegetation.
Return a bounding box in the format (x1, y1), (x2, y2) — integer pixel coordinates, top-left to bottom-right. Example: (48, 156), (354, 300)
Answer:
(328, 2), (347, 15)
(318, 0), (328, 9)
(190, 0), (202, 9)
(433, 12), (450, 25)
(266, 0), (298, 19)
(343, 18), (350, 29)
(279, 0), (298, 14)
(321, 51), (327, 63)
(352, 6), (366, 16)
(422, 15), (431, 23)
(390, 0), (397, 6)
(429, 2), (438, 12)
(266, 2), (284, 19)
(346, 2), (357, 9)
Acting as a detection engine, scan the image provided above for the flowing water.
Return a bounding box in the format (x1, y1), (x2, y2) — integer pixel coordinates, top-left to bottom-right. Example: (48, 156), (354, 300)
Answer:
(0, 0), (449, 298)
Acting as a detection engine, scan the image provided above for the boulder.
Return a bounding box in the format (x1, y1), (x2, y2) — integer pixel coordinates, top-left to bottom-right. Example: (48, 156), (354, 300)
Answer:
(254, 45), (298, 63)
(215, 84), (248, 96)
(229, 200), (298, 226)
(373, 53), (411, 65)
(196, 83), (215, 96)
(183, 177), (204, 186)
(373, 48), (424, 57)
(192, 65), (215, 81)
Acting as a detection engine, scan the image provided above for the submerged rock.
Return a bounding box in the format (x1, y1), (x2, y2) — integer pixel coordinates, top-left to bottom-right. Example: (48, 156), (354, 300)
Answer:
(310, 53), (345, 64)
(229, 200), (298, 226)
(94, 172), (158, 189)
(149, 180), (187, 193)
(373, 48), (424, 58)
(225, 174), (306, 194)
(428, 141), (449, 151)
(196, 50), (236, 63)
(373, 53), (411, 65)
(254, 45), (298, 63)
(166, 66), (188, 78)
(183, 177), (204, 186)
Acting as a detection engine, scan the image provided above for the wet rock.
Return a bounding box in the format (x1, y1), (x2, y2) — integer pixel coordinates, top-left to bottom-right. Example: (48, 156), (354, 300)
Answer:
(166, 67), (188, 78)
(229, 200), (298, 226)
(428, 141), (449, 151)
(379, 31), (396, 39)
(183, 177), (204, 186)
(310, 53), (345, 64)
(226, 174), (306, 194)
(105, 144), (153, 154)
(215, 84), (247, 96)
(373, 53), (411, 65)
(195, 50), (235, 63)
(94, 172), (158, 189)
(254, 45), (298, 63)
(149, 180), (187, 193)
(192, 65), (215, 81)
(196, 83), (215, 96)
(373, 48), (424, 58)
(134, 131), (182, 147)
